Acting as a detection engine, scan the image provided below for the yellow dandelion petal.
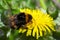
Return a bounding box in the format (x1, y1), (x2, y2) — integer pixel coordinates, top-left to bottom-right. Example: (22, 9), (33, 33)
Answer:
(26, 29), (32, 36)
(48, 25), (55, 31)
(46, 22), (55, 31)
(19, 28), (26, 33)
(36, 28), (39, 39)
(26, 22), (33, 29)
(43, 24), (51, 33)
(44, 31), (46, 36)
(39, 25), (46, 32)
(32, 26), (37, 37)
(38, 26), (43, 36)
(18, 8), (56, 39)
(22, 29), (27, 33)
(19, 28), (23, 33)
(40, 31), (43, 36)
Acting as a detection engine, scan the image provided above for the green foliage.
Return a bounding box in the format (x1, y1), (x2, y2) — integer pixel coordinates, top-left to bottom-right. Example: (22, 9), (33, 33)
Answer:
(52, 31), (60, 40)
(0, 0), (60, 40)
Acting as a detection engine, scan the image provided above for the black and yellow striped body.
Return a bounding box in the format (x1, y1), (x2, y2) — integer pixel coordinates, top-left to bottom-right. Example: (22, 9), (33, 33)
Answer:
(9, 13), (32, 29)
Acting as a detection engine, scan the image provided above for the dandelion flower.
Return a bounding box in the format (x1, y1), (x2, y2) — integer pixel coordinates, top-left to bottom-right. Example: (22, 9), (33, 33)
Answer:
(19, 8), (55, 39)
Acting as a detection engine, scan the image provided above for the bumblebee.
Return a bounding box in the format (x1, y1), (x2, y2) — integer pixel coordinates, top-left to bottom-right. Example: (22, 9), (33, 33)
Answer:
(9, 12), (32, 29)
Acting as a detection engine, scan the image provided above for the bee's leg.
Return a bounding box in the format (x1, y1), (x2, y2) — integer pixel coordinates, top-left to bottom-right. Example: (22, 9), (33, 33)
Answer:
(22, 25), (28, 29)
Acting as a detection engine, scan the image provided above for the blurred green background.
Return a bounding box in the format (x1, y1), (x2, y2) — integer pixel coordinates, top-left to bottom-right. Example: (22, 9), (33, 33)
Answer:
(0, 0), (60, 40)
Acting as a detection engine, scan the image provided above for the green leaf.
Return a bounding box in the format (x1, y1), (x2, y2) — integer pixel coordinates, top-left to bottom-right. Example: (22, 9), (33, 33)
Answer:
(29, 0), (36, 9)
(47, 6), (58, 20)
(0, 27), (9, 40)
(39, 0), (47, 10)
(12, 9), (20, 14)
(52, 31), (60, 40)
